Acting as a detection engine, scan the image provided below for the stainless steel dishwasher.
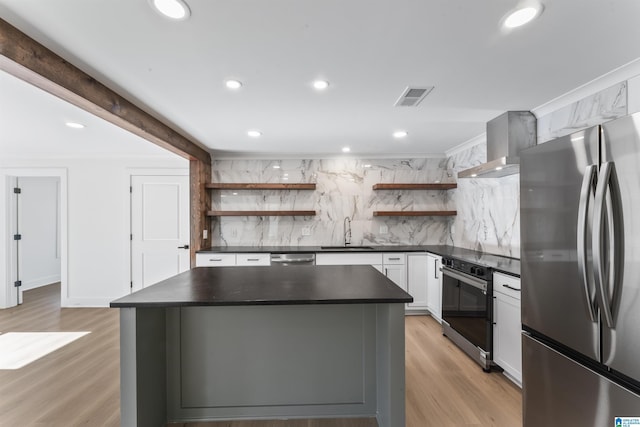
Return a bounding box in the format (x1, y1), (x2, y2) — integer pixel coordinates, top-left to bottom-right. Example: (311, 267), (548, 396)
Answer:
(270, 253), (316, 266)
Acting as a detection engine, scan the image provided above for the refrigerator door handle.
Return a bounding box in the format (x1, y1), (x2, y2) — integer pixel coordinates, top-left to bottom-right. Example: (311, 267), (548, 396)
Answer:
(593, 161), (624, 329)
(577, 164), (598, 322)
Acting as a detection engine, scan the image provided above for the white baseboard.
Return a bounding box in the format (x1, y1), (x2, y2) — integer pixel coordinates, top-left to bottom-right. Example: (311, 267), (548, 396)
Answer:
(61, 297), (114, 308)
(21, 275), (61, 291)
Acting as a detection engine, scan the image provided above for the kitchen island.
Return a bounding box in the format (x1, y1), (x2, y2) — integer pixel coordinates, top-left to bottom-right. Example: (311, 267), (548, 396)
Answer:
(110, 265), (412, 427)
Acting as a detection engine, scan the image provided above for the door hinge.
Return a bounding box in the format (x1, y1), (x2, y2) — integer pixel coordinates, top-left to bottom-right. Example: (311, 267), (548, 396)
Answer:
(13, 234), (22, 241)
(13, 187), (21, 194)
(130, 281), (133, 288)
(130, 234), (133, 241)
(130, 186), (132, 193)
(14, 280), (22, 288)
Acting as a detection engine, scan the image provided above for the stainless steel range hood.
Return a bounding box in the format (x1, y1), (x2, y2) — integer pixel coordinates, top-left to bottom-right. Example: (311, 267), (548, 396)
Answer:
(458, 111), (537, 178)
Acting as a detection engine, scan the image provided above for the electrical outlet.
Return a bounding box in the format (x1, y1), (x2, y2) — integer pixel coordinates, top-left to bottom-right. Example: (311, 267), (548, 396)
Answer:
(380, 225), (389, 235)
(203, 229), (208, 239)
(302, 226), (311, 236)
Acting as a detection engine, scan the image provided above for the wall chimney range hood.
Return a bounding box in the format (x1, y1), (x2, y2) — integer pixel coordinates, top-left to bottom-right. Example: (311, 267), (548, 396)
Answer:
(458, 111), (537, 178)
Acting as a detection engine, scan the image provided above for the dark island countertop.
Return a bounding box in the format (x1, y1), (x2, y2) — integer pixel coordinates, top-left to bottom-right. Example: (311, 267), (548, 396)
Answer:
(197, 245), (521, 277)
(110, 265), (413, 308)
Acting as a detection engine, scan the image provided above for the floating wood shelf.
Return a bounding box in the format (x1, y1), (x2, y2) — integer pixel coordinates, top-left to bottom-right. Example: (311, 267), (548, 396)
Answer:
(207, 210), (316, 217)
(372, 183), (457, 190)
(373, 210), (457, 217)
(206, 183), (316, 190)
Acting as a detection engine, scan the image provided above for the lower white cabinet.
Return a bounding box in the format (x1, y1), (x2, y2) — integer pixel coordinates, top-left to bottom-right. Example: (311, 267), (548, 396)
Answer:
(196, 253), (270, 267)
(493, 271), (522, 386)
(382, 253), (406, 291)
(195, 253), (236, 266)
(426, 253), (442, 322)
(315, 252), (407, 291)
(406, 254), (428, 311)
(236, 253), (271, 266)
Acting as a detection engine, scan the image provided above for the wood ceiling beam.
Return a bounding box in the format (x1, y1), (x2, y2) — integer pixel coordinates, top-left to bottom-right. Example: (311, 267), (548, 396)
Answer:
(0, 18), (212, 264)
(0, 17), (211, 164)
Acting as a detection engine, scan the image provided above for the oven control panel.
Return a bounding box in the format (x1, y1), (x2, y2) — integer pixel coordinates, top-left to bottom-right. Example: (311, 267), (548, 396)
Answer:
(442, 257), (489, 280)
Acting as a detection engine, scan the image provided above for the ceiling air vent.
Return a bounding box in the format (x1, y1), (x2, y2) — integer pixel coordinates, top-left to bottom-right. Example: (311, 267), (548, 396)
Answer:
(394, 86), (434, 107)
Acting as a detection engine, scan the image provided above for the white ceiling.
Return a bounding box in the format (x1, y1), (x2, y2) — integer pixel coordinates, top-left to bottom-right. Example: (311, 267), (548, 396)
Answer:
(1, 0), (640, 159)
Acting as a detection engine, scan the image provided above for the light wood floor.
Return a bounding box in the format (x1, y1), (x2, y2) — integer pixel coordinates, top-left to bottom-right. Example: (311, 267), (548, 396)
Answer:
(0, 284), (522, 426)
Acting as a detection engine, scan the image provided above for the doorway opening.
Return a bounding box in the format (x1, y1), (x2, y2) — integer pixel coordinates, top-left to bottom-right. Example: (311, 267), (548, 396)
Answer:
(2, 168), (67, 309)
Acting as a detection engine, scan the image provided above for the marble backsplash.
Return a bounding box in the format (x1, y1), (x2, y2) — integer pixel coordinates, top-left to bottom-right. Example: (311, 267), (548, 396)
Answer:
(446, 144), (521, 258)
(210, 158), (457, 247)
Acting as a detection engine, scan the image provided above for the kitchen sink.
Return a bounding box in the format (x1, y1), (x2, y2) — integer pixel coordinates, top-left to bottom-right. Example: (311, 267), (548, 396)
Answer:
(320, 246), (375, 250)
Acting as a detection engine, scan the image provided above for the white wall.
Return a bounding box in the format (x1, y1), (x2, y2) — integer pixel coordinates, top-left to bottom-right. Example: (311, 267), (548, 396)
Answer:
(18, 177), (61, 290)
(1, 157), (188, 308)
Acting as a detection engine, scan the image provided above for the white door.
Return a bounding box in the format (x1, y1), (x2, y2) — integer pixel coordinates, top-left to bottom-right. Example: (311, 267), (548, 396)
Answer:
(131, 175), (190, 291)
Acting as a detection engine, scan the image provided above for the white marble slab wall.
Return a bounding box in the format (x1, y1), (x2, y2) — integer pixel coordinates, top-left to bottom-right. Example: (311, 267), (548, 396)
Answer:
(446, 144), (521, 258)
(537, 82), (627, 143)
(210, 158), (455, 247)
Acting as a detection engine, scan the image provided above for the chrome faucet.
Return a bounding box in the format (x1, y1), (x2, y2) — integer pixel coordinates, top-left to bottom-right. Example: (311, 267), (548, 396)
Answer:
(344, 216), (352, 246)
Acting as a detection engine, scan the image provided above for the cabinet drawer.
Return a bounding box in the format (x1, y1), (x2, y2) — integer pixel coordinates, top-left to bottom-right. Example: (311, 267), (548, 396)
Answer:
(493, 272), (521, 300)
(236, 253), (271, 266)
(196, 253), (236, 267)
(383, 253), (406, 265)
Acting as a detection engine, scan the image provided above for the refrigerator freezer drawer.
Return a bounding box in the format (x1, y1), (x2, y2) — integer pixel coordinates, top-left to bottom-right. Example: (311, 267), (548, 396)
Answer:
(523, 334), (640, 427)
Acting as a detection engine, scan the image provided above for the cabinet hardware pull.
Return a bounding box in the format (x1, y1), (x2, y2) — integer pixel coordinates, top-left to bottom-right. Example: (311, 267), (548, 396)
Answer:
(502, 284), (521, 292)
(210, 258), (222, 261)
(434, 259), (438, 279)
(247, 258), (260, 261)
(389, 257), (400, 261)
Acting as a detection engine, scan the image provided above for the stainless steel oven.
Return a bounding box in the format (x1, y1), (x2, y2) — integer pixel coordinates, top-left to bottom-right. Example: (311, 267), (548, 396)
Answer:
(441, 257), (493, 371)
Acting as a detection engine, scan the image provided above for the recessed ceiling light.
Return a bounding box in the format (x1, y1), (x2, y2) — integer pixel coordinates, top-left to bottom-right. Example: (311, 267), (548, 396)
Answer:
(503, 2), (543, 28)
(393, 130), (408, 138)
(65, 122), (85, 129)
(313, 80), (330, 90)
(225, 79), (242, 89)
(273, 165), (281, 169)
(471, 174), (478, 178)
(247, 130), (262, 137)
(342, 147), (351, 153)
(232, 192), (238, 196)
(364, 164), (372, 168)
(495, 166), (503, 171)
(149, 0), (190, 20)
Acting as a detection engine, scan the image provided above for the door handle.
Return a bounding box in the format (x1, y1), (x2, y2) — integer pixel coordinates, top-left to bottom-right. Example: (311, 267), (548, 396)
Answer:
(178, 244), (190, 249)
(593, 161), (624, 329)
(577, 164), (598, 322)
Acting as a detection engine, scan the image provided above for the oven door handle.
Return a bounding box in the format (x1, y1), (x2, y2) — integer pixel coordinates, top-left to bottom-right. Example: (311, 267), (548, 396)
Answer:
(440, 266), (488, 292)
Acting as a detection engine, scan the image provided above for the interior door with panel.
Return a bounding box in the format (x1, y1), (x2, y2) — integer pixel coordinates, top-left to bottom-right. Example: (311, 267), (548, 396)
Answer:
(131, 175), (190, 291)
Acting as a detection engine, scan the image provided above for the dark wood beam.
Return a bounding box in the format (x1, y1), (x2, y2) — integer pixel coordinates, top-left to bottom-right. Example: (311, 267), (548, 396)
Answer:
(190, 159), (212, 266)
(0, 17), (211, 164)
(0, 18), (213, 262)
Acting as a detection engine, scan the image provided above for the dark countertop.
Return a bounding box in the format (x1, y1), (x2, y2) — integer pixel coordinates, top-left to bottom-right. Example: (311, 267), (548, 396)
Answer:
(110, 265), (413, 308)
(198, 245), (521, 277)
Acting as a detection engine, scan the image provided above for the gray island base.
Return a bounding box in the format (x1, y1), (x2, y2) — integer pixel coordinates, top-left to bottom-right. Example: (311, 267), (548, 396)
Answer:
(110, 265), (413, 427)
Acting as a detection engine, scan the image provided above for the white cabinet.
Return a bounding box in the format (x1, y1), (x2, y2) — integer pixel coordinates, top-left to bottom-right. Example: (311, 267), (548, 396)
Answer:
(382, 253), (406, 291)
(426, 253), (442, 322)
(236, 253), (271, 266)
(315, 252), (406, 291)
(196, 253), (236, 266)
(493, 271), (522, 386)
(315, 252), (383, 267)
(406, 254), (428, 311)
(196, 253), (270, 267)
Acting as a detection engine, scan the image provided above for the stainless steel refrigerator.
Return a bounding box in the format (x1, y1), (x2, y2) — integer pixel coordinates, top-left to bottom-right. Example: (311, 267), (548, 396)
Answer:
(520, 112), (640, 426)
